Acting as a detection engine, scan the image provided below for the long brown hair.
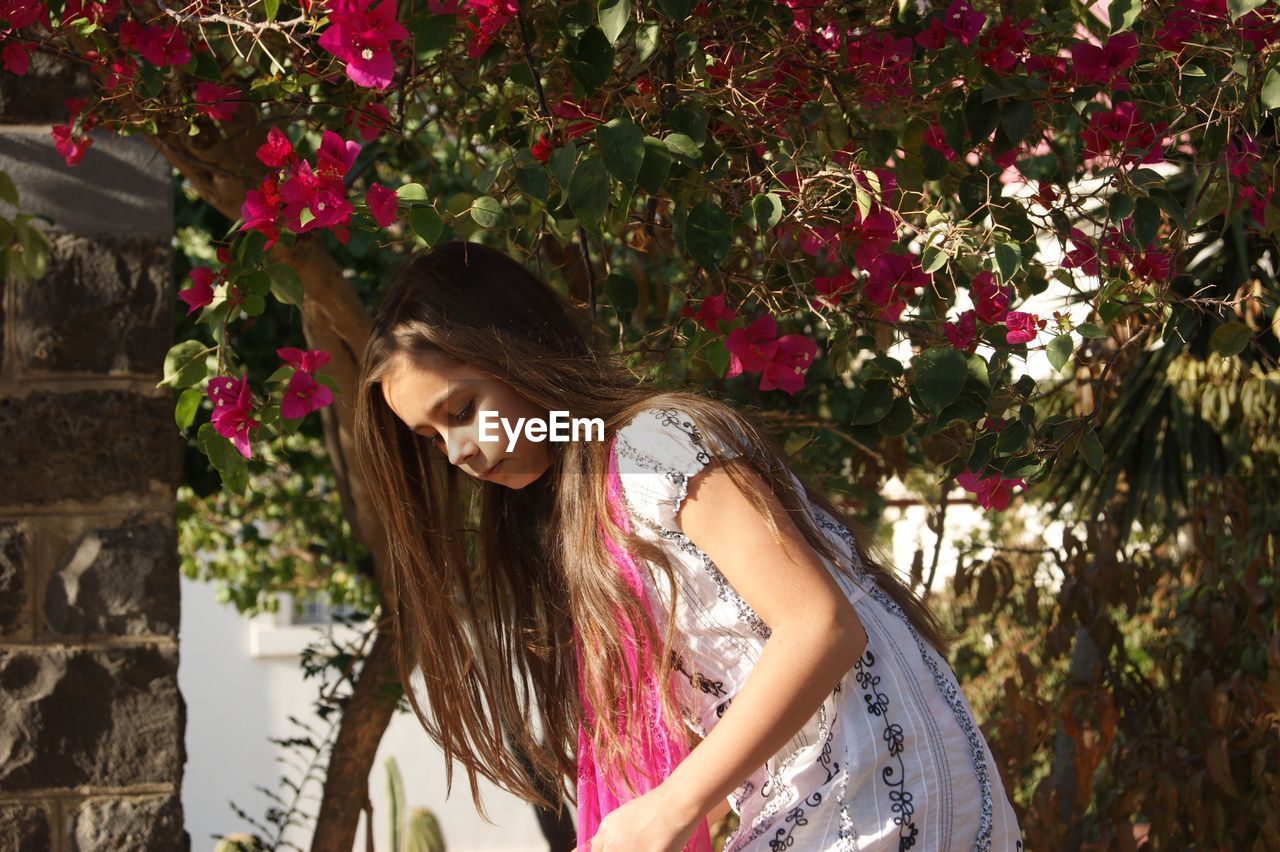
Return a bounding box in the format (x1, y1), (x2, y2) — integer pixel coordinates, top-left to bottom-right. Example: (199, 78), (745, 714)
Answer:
(352, 239), (959, 819)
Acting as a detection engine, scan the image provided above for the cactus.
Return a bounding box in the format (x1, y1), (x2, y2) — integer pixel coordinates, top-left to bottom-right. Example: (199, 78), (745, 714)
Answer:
(406, 807), (446, 852)
(213, 834), (268, 852)
(384, 755), (447, 852)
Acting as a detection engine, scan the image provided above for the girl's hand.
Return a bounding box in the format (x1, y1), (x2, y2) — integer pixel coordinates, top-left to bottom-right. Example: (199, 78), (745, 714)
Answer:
(582, 784), (701, 852)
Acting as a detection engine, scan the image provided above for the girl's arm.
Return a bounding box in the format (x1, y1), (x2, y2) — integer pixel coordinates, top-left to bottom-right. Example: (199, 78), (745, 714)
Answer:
(656, 459), (869, 831)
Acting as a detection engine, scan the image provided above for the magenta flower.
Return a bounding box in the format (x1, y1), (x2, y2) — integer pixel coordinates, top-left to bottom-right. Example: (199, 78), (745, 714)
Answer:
(1071, 32), (1138, 92)
(350, 101), (393, 142)
(811, 270), (857, 309)
(207, 375), (260, 459)
(240, 174), (284, 249)
(863, 252), (930, 325)
(956, 469), (1026, 511)
(1081, 101), (1168, 167)
(276, 346), (331, 373)
(681, 293), (738, 333)
(279, 161), (352, 232)
(60, 0), (121, 26)
(281, 370), (334, 419)
(1004, 311), (1040, 345)
(976, 17), (1031, 75)
(2, 40), (30, 75)
(316, 129), (361, 178)
(317, 0), (410, 90)
(1062, 228), (1099, 277)
(971, 271), (1012, 325)
(725, 315), (780, 377)
(179, 266), (216, 315)
(136, 24), (190, 67)
(923, 124), (958, 161)
(192, 82), (241, 122)
(944, 309), (977, 351)
(760, 334), (818, 396)
(366, 182), (399, 228)
(256, 127), (295, 169)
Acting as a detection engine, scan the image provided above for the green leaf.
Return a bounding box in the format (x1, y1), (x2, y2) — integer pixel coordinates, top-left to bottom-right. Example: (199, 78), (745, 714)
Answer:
(662, 132), (701, 165)
(263, 0), (279, 22)
(1110, 0), (1141, 31)
(1077, 322), (1108, 338)
(1046, 333), (1073, 372)
(1228, 0), (1267, 21)
(409, 206), (443, 245)
(604, 271), (638, 317)
(568, 157), (610, 228)
(597, 117), (645, 189)
(879, 396), (914, 437)
(1081, 428), (1103, 472)
(655, 0), (693, 19)
(241, 294), (266, 316)
(516, 164), (549, 202)
(266, 263), (304, 307)
(470, 195), (505, 228)
(1209, 321), (1252, 357)
(749, 193), (783, 232)
(705, 338), (731, 377)
(635, 20), (660, 63)
(994, 421), (1028, 456)
(0, 171), (17, 206)
(547, 139), (578, 189)
(999, 100), (1033, 145)
(913, 347), (967, 413)
(684, 199), (732, 270)
(159, 340), (211, 389)
(175, 387), (203, 430)
(1133, 196), (1161, 246)
(198, 423), (249, 495)
(994, 242), (1021, 280)
(396, 182), (428, 202)
(1263, 65), (1280, 112)
(566, 26), (614, 95)
(966, 353), (989, 388)
(850, 380), (895, 426)
(668, 102), (710, 145)
(637, 137), (673, 195)
(598, 0), (630, 44)
(921, 244), (948, 274)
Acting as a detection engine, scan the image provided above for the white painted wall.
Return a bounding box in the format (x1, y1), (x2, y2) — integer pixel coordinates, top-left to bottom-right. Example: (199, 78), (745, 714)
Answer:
(179, 576), (553, 852)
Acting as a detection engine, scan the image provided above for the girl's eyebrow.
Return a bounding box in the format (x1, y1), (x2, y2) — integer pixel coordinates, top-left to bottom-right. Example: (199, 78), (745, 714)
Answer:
(411, 390), (453, 433)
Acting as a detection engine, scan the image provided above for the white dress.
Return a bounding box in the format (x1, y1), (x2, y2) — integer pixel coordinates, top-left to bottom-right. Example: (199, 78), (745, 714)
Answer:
(611, 405), (1025, 852)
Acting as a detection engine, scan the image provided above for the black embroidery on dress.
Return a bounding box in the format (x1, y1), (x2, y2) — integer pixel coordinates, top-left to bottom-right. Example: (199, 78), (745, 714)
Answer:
(865, 583), (996, 852)
(853, 647), (919, 850)
(672, 653), (727, 698)
(768, 791), (821, 850)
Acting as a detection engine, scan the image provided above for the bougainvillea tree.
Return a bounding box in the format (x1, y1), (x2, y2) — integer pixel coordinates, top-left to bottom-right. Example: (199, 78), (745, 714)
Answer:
(5, 0), (1280, 847)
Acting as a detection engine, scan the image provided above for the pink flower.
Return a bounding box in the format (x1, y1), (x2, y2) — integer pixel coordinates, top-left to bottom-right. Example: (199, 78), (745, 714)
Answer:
(280, 370), (334, 419)
(760, 334), (818, 396)
(976, 17), (1031, 74)
(863, 252), (930, 324)
(179, 266), (216, 315)
(276, 346), (331, 373)
(956, 469), (1026, 510)
(530, 132), (553, 163)
(279, 161), (352, 232)
(971, 271), (1011, 325)
(317, 0), (411, 90)
(50, 99), (97, 167)
(944, 309), (977, 351)
(136, 23), (190, 67)
(845, 31), (913, 106)
(1071, 31), (1138, 92)
(939, 0), (987, 46)
(349, 102), (393, 141)
(256, 126), (295, 169)
(61, 0), (120, 26)
(207, 374), (260, 459)
(682, 293), (738, 333)
(1062, 228), (1099, 277)
(366, 182), (399, 227)
(2, 40), (30, 76)
(811, 269), (857, 309)
(1004, 311), (1040, 345)
(1081, 101), (1168, 167)
(240, 174), (284, 249)
(316, 129), (361, 179)
(923, 124), (958, 161)
(192, 82), (240, 122)
(459, 0), (518, 60)
(725, 314), (780, 377)
(101, 56), (137, 92)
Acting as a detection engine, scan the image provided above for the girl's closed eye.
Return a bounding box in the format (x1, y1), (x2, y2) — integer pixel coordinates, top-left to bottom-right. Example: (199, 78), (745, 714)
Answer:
(426, 400), (474, 449)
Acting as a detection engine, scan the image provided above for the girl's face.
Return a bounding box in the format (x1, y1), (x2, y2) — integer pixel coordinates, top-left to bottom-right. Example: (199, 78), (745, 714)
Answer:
(381, 351), (552, 489)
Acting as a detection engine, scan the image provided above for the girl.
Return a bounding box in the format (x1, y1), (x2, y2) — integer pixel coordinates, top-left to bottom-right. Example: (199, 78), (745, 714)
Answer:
(353, 240), (1025, 852)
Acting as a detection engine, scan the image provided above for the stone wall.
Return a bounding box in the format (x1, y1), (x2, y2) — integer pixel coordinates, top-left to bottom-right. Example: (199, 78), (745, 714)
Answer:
(0, 55), (188, 851)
